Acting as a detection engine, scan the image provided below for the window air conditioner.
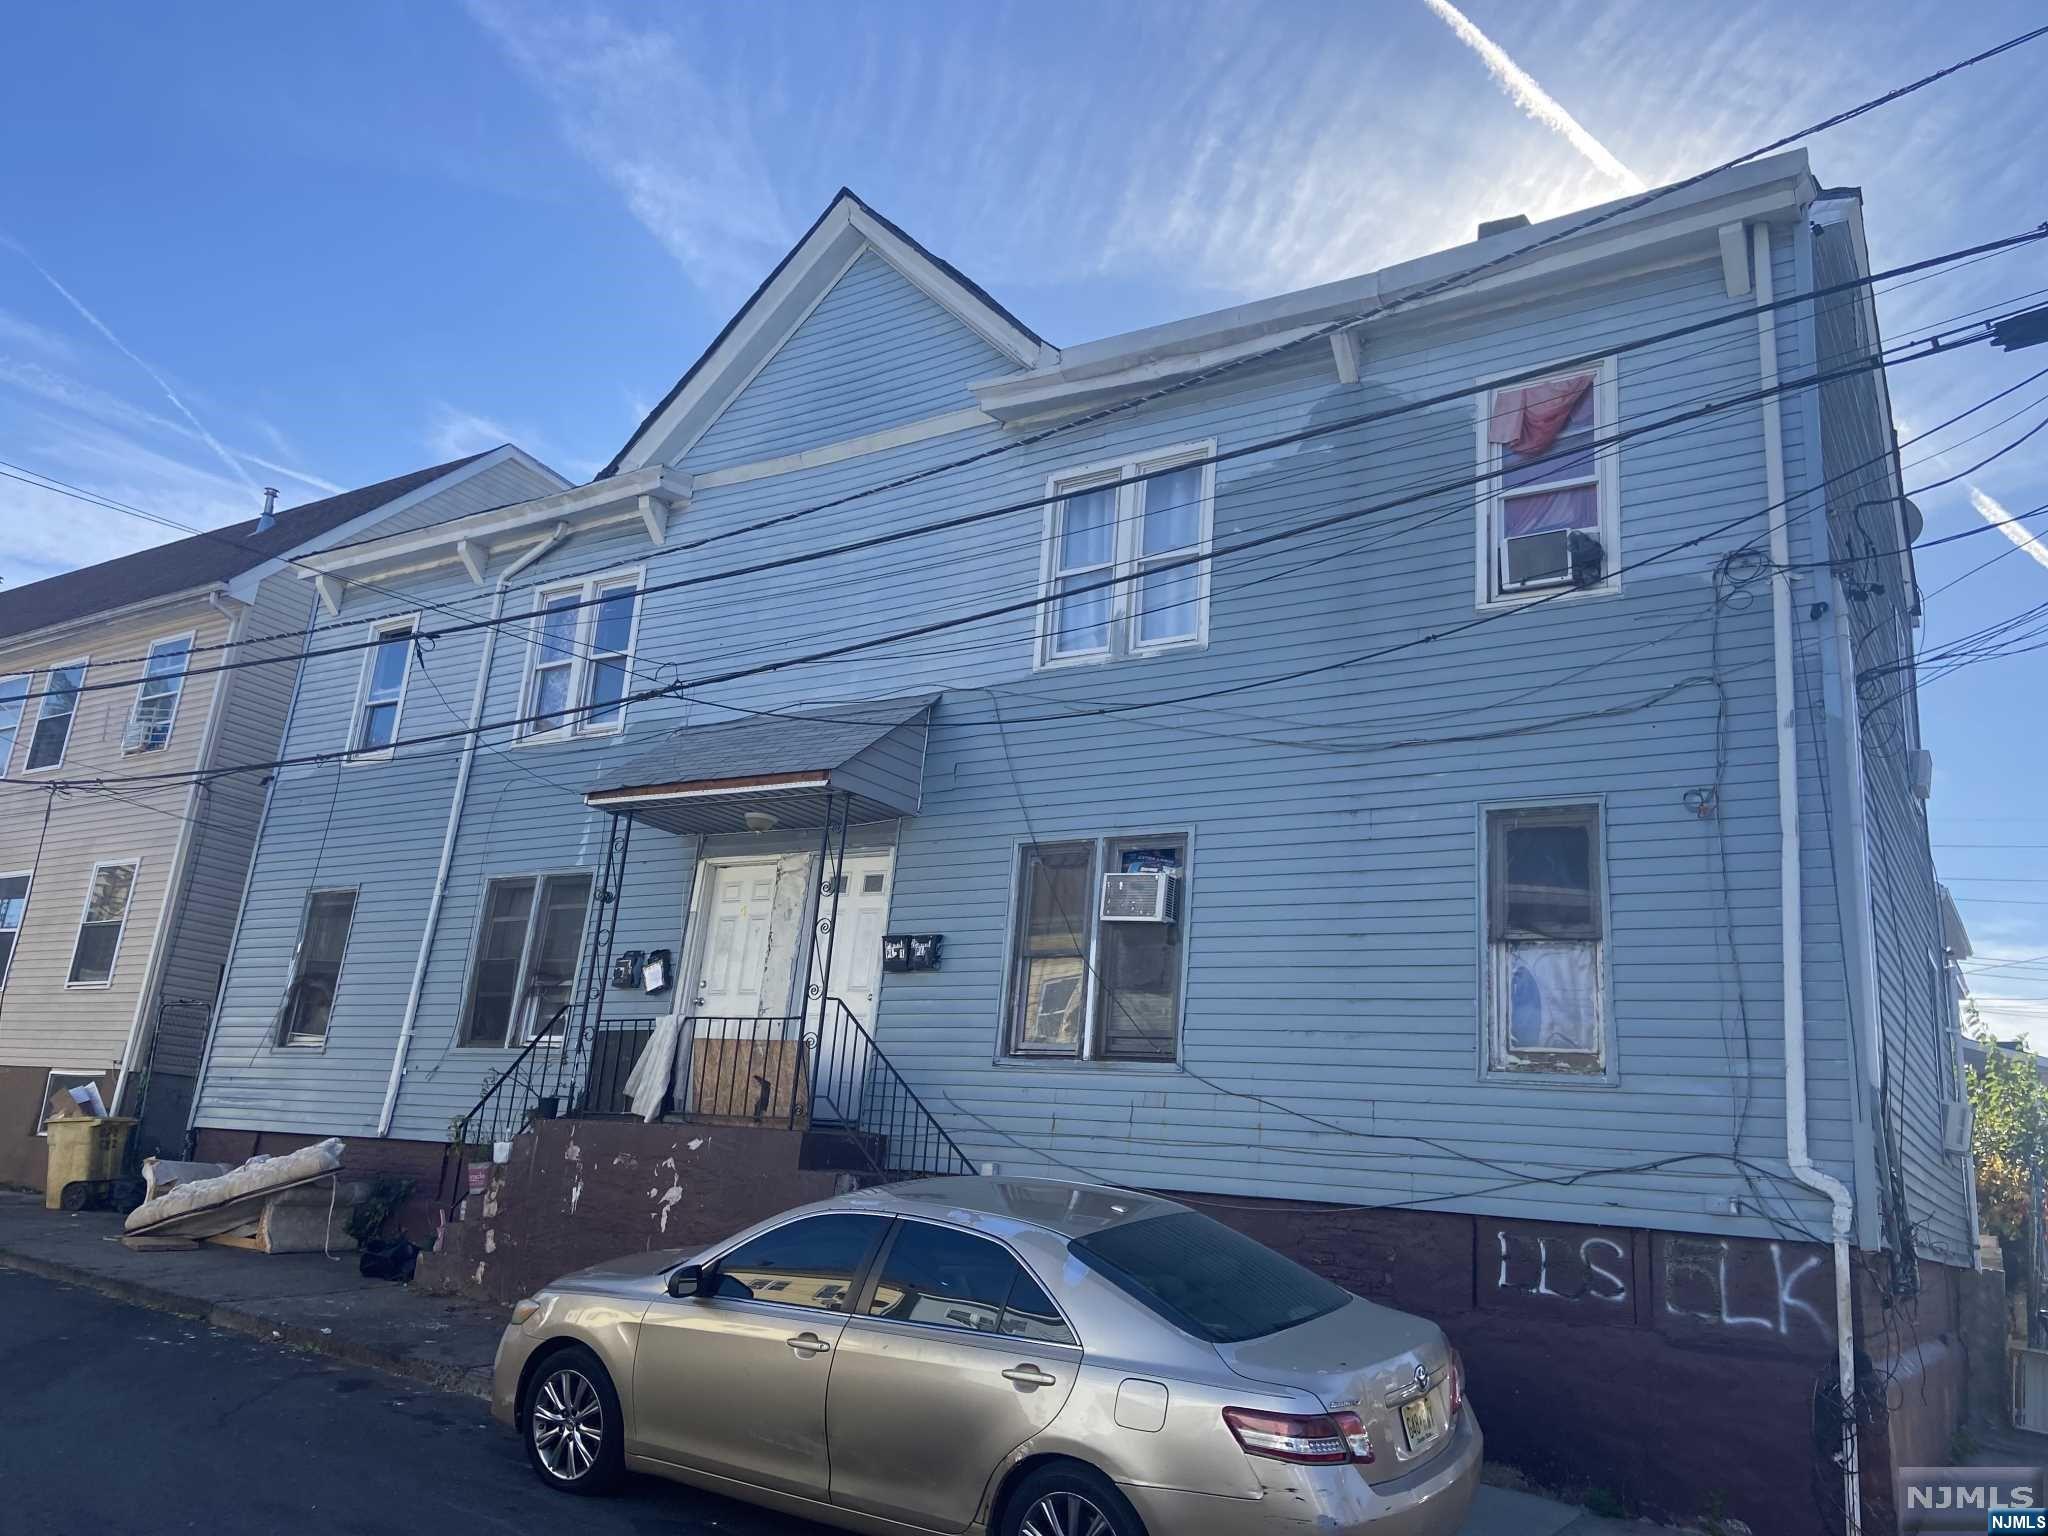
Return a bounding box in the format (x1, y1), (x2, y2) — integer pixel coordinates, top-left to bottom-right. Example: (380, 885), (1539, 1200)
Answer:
(1909, 749), (1935, 801)
(1943, 1100), (1973, 1156)
(1100, 869), (1181, 924)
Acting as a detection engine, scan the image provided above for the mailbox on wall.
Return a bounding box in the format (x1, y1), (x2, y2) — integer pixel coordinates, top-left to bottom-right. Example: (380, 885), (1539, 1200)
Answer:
(882, 934), (943, 972)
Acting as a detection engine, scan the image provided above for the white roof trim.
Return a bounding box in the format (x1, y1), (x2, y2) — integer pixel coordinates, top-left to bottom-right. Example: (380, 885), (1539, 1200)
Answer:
(296, 465), (690, 582)
(613, 194), (1053, 474)
(974, 151), (1820, 423)
(222, 445), (571, 602)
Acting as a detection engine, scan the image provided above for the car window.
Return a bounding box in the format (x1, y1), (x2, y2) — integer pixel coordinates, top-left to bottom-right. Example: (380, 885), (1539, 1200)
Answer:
(1072, 1210), (1347, 1343)
(713, 1214), (887, 1313)
(1001, 1268), (1078, 1347)
(868, 1222), (1016, 1333)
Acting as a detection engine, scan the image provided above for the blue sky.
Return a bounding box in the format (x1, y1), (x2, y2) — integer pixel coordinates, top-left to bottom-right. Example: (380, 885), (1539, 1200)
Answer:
(4, 1), (2047, 1036)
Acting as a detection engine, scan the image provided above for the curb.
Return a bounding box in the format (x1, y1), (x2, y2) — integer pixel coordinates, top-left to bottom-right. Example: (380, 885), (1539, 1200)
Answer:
(0, 1249), (493, 1400)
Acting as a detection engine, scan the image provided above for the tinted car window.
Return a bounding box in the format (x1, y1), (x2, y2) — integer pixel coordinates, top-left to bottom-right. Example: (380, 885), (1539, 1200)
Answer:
(869, 1222), (1016, 1333)
(1072, 1211), (1347, 1343)
(1001, 1269), (1078, 1347)
(713, 1214), (887, 1312)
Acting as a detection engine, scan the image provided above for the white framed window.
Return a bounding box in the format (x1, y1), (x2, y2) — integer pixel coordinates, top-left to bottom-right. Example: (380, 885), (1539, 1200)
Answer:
(124, 632), (194, 754)
(0, 673), (27, 773)
(459, 871), (595, 1047)
(276, 889), (359, 1046)
(350, 619), (415, 758)
(1037, 446), (1213, 668)
(35, 1070), (102, 1136)
(1003, 833), (1187, 1064)
(0, 871), (29, 989)
(1483, 804), (1610, 1078)
(22, 658), (88, 772)
(67, 859), (139, 988)
(519, 572), (642, 739)
(1475, 359), (1620, 606)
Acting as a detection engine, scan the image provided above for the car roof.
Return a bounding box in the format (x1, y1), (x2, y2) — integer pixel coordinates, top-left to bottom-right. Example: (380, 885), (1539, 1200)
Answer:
(846, 1176), (1187, 1239)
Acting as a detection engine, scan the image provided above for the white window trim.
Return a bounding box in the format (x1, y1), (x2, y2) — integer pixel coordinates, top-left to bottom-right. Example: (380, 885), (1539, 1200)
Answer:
(1473, 357), (1622, 611)
(997, 829), (1192, 1069)
(35, 1069), (104, 1136)
(20, 656), (90, 775)
(455, 868), (596, 1049)
(0, 867), (30, 991)
(515, 566), (646, 744)
(65, 857), (141, 991)
(275, 886), (361, 1050)
(346, 615), (419, 762)
(0, 672), (29, 776)
(1034, 444), (1214, 670)
(123, 629), (197, 756)
(1477, 799), (1616, 1085)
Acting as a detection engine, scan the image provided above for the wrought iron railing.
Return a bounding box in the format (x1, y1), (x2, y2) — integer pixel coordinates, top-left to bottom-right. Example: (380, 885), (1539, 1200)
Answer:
(441, 998), (972, 1217)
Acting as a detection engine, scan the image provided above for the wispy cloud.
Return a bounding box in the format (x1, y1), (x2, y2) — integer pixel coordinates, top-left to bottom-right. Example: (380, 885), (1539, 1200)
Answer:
(1417, 0), (1645, 192)
(2, 237), (260, 494)
(462, 0), (792, 296)
(425, 403), (521, 462)
(1968, 486), (2048, 572)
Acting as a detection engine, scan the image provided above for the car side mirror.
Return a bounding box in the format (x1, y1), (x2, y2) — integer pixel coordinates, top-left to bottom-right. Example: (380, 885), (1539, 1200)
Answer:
(667, 1264), (706, 1298)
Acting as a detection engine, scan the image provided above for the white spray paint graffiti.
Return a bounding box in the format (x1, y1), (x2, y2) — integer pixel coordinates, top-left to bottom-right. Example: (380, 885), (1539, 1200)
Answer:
(1495, 1230), (1628, 1303)
(1662, 1238), (1827, 1338)
(658, 1184), (683, 1232)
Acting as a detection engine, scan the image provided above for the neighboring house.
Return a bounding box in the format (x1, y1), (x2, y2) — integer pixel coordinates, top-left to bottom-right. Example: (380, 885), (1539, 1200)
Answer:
(0, 446), (565, 1185)
(190, 154), (1977, 1530)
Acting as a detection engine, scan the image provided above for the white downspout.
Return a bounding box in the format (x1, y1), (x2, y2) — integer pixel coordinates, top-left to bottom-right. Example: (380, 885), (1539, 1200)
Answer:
(377, 524), (570, 1136)
(1754, 221), (1862, 1536)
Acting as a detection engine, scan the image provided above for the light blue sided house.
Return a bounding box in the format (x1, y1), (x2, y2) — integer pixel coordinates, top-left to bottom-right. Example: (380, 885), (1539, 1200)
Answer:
(189, 152), (1977, 1530)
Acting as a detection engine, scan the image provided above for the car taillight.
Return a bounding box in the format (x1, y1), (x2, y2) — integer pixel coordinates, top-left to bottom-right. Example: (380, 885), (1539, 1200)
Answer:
(1223, 1407), (1374, 1466)
(1447, 1348), (1465, 1419)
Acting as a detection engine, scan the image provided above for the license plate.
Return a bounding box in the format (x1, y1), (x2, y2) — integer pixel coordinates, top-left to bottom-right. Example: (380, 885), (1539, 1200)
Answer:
(1400, 1392), (1441, 1450)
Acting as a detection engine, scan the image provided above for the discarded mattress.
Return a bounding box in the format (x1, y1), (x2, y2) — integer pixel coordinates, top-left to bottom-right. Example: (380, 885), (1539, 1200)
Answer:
(123, 1138), (346, 1238)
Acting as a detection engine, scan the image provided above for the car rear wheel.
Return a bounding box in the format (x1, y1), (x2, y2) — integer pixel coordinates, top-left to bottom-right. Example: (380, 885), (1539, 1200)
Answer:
(522, 1345), (623, 1495)
(1003, 1463), (1147, 1536)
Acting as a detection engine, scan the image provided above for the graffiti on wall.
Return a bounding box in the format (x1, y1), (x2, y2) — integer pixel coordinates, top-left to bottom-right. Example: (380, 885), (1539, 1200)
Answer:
(1661, 1236), (1829, 1341)
(1495, 1228), (1631, 1305)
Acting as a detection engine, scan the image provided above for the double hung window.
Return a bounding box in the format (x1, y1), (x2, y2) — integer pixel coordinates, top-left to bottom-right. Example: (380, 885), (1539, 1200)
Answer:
(1040, 448), (1212, 666)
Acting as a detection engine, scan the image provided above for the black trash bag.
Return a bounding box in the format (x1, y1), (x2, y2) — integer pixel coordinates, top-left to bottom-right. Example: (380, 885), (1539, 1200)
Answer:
(359, 1235), (418, 1283)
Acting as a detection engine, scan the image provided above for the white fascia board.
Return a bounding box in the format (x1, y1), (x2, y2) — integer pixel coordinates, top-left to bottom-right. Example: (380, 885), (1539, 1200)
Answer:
(0, 583), (231, 665)
(221, 445), (573, 604)
(294, 466), (690, 583)
(615, 197), (1052, 474)
(975, 151), (1817, 422)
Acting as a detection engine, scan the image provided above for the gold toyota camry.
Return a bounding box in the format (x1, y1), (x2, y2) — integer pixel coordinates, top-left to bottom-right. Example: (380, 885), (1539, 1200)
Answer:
(491, 1175), (1481, 1536)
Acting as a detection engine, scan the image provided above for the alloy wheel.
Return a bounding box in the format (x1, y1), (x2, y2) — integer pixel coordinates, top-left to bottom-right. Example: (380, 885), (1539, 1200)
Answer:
(531, 1366), (605, 1481)
(1020, 1490), (1114, 1536)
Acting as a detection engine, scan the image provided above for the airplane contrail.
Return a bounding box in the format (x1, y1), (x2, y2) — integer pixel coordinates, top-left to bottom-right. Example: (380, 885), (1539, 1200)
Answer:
(2, 234), (260, 494)
(1970, 486), (2048, 572)
(1420, 0), (1647, 192)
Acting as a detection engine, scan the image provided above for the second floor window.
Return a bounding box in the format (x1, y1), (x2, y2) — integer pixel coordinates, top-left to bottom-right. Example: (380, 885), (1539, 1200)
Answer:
(0, 873), (28, 989)
(68, 860), (138, 987)
(0, 674), (27, 772)
(125, 635), (193, 754)
(1478, 361), (1618, 604)
(521, 575), (641, 738)
(460, 872), (594, 1047)
(352, 621), (414, 756)
(24, 660), (87, 771)
(1038, 448), (1213, 667)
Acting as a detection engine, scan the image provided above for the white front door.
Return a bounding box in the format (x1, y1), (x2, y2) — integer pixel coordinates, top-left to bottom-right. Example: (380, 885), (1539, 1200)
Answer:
(690, 861), (779, 1019)
(812, 854), (893, 1124)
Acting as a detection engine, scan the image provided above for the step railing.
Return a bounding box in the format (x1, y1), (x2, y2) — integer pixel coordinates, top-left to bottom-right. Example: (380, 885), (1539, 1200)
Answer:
(440, 998), (973, 1217)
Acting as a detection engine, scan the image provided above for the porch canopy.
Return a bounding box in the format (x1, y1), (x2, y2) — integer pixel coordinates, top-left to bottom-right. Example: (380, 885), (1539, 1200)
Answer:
(582, 694), (936, 834)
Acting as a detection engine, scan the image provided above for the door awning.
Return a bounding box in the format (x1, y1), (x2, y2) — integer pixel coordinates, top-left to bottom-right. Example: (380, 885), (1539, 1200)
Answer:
(583, 694), (936, 835)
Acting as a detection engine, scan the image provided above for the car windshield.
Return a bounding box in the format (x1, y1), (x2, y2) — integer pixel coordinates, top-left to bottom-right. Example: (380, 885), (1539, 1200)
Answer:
(1070, 1210), (1349, 1343)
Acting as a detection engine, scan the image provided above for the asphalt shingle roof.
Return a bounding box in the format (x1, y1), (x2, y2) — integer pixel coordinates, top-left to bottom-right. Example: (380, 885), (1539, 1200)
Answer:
(0, 453), (488, 645)
(597, 695), (939, 793)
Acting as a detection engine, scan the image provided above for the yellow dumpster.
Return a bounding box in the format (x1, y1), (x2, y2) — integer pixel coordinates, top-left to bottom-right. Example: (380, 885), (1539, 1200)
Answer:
(44, 1116), (136, 1210)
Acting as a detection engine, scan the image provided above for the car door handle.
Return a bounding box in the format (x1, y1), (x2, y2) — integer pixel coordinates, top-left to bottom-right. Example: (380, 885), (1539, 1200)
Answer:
(1002, 1365), (1058, 1388)
(787, 1333), (832, 1357)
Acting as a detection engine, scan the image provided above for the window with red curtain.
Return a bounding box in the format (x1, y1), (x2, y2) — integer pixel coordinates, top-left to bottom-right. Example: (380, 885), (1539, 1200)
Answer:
(1485, 371), (1602, 594)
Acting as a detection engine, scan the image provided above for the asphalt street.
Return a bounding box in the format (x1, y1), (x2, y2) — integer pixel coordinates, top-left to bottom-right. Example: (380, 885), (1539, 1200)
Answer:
(1, 1265), (825, 1536)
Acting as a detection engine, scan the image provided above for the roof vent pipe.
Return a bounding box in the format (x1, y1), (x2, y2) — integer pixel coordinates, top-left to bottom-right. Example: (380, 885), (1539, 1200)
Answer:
(1476, 214), (1531, 240)
(255, 486), (279, 534)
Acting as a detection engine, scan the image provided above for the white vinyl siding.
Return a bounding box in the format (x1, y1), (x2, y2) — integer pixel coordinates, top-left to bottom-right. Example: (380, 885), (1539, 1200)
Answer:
(124, 632), (194, 754)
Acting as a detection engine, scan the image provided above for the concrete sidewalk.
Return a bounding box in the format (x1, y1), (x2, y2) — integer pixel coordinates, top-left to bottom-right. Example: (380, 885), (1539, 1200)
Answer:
(0, 1190), (1675, 1535)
